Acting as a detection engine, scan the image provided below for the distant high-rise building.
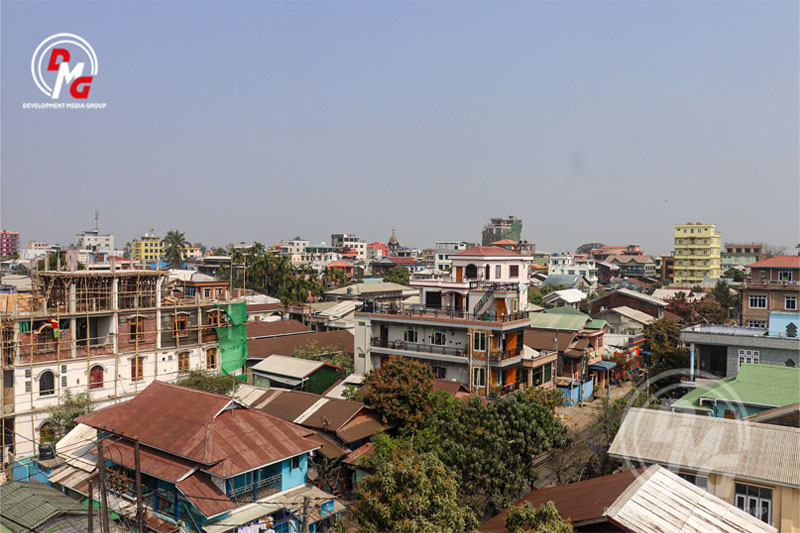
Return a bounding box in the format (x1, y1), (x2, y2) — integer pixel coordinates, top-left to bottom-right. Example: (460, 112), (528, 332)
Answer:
(481, 216), (522, 246)
(673, 222), (721, 282)
(0, 230), (20, 257)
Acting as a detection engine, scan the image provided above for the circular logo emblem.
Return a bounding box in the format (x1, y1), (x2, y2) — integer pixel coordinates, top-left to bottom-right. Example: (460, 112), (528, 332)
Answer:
(31, 33), (98, 99)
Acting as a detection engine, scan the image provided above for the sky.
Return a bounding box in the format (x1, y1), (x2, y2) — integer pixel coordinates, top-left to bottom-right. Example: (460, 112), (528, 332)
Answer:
(2, 1), (798, 256)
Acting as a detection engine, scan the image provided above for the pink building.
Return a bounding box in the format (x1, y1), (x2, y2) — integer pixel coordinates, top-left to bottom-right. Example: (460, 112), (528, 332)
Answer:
(0, 231), (20, 257)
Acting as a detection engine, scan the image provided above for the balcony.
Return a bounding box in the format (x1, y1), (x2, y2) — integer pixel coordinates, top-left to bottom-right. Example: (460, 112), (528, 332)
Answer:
(743, 279), (800, 289)
(230, 473), (282, 503)
(362, 302), (529, 323)
(489, 346), (523, 361)
(371, 337), (467, 358)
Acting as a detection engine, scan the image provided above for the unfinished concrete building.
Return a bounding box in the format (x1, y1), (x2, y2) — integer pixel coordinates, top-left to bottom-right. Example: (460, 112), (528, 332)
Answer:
(0, 267), (239, 469)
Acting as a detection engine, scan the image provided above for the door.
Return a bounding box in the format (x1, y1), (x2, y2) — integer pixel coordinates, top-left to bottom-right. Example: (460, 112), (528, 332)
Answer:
(456, 267), (463, 283)
(379, 325), (389, 345)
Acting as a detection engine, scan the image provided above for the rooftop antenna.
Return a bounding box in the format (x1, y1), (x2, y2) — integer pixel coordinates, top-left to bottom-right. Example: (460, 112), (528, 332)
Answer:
(94, 210), (100, 232)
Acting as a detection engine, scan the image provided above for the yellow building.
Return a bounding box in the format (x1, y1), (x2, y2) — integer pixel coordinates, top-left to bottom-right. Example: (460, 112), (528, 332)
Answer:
(131, 232), (164, 262)
(673, 222), (721, 283)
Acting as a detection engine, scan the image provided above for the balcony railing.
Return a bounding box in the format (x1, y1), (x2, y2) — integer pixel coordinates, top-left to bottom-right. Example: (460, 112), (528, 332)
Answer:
(743, 279), (800, 288)
(468, 281), (521, 291)
(489, 346), (523, 361)
(230, 474), (282, 502)
(363, 302), (529, 322)
(371, 337), (467, 357)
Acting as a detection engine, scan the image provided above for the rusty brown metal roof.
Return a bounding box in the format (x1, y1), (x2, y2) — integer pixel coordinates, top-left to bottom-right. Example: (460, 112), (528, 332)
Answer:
(524, 329), (576, 352)
(479, 469), (640, 532)
(94, 439), (195, 482)
(306, 431), (348, 460)
(246, 319), (311, 339)
(247, 330), (354, 359)
(176, 471), (236, 518)
(254, 389), (322, 422)
(342, 442), (374, 466)
(336, 411), (389, 444)
(77, 381), (319, 478)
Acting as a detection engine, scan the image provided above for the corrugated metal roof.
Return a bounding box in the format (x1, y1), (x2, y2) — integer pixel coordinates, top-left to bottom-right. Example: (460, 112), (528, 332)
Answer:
(0, 481), (87, 532)
(177, 471), (237, 518)
(607, 305), (657, 324)
(251, 355), (327, 378)
(545, 289), (587, 304)
(77, 381), (319, 478)
(606, 465), (776, 533)
(246, 319), (311, 339)
(609, 408), (800, 488)
(247, 330), (354, 359)
(326, 282), (409, 295)
(336, 411), (388, 444)
(95, 439), (195, 482)
(529, 312), (588, 331)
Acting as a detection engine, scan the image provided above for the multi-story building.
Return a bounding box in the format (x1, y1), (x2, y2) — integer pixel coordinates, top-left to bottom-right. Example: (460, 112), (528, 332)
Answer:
(20, 242), (51, 262)
(130, 229), (164, 263)
(548, 253), (599, 289)
(659, 254), (675, 281)
(280, 238), (310, 255)
(0, 231), (20, 258)
(739, 255), (800, 328)
(589, 244), (644, 261)
(331, 234), (366, 261)
(75, 229), (114, 254)
(604, 254), (657, 279)
(673, 222), (721, 283)
(722, 242), (764, 270)
(433, 241), (473, 272)
(481, 216), (522, 246)
(355, 246), (533, 395)
(0, 268), (239, 463)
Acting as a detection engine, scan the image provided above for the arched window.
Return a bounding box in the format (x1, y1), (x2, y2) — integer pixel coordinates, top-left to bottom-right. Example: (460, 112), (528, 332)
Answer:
(485, 264), (491, 280)
(89, 365), (104, 390)
(178, 352), (190, 374)
(206, 348), (217, 370)
(39, 371), (55, 396)
(465, 264), (477, 279)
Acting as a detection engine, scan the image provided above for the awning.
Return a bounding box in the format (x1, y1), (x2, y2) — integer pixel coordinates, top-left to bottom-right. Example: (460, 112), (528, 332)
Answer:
(590, 361), (617, 371)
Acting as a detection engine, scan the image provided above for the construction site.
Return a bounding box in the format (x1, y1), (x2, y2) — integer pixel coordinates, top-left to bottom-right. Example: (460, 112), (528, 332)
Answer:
(0, 263), (246, 476)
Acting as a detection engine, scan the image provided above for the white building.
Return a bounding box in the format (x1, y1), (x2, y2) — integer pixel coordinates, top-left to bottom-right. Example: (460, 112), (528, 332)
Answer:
(433, 241), (473, 273)
(548, 253), (598, 289)
(331, 234), (367, 261)
(76, 229), (115, 254)
(280, 239), (310, 256)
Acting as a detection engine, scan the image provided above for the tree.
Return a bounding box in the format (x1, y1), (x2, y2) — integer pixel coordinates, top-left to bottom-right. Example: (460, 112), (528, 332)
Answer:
(383, 265), (410, 286)
(710, 280), (737, 320)
(762, 244), (787, 258)
(724, 268), (747, 282)
(351, 447), (479, 533)
(37, 250), (84, 271)
(43, 391), (92, 442)
(163, 230), (189, 269)
(575, 243), (604, 255)
(643, 318), (688, 390)
(642, 318), (681, 353)
(361, 355), (433, 429)
(175, 370), (241, 395)
(505, 501), (574, 533)
(292, 340), (354, 374)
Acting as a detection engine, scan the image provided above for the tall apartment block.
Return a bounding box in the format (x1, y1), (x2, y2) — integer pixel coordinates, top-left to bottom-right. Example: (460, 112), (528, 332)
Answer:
(673, 222), (721, 283)
(0, 231), (20, 258)
(131, 229), (164, 263)
(481, 216), (522, 246)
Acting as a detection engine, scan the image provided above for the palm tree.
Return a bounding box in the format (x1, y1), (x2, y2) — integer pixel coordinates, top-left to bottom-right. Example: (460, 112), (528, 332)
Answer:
(163, 230), (188, 269)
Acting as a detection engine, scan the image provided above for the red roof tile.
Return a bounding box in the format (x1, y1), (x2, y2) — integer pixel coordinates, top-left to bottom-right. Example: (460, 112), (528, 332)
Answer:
(453, 246), (521, 257)
(489, 239), (518, 246)
(748, 255), (800, 269)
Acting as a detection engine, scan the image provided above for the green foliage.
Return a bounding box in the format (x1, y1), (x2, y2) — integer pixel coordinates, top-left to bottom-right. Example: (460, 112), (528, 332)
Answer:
(524, 386), (565, 412)
(383, 265), (410, 286)
(37, 250), (84, 271)
(43, 391), (92, 442)
(292, 340), (354, 374)
(724, 268), (747, 282)
(351, 447), (479, 533)
(528, 284), (567, 308)
(362, 355), (434, 429)
(175, 370), (241, 395)
(649, 347), (689, 391)
(163, 230), (189, 269)
(505, 501), (574, 533)
(710, 280), (738, 320)
(341, 384), (362, 401)
(642, 318), (681, 353)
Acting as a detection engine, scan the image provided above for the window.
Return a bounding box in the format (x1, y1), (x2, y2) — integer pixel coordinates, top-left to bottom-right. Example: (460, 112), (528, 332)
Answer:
(206, 309), (223, 330)
(432, 365), (446, 379)
(291, 456), (301, 470)
(473, 367), (486, 388)
(513, 299), (518, 312)
(495, 265), (502, 279)
(173, 313), (188, 337)
(89, 365), (104, 389)
(473, 331), (487, 351)
(131, 357), (144, 381)
(749, 295), (767, 309)
(61, 375), (67, 388)
(130, 317), (144, 342)
(748, 320), (767, 328)
(431, 329), (446, 346)
(206, 348), (217, 370)
(677, 473), (709, 491)
(39, 371), (55, 396)
(509, 265), (519, 278)
(735, 483), (772, 524)
(25, 380), (31, 393)
(786, 296), (797, 310)
(25, 369), (31, 378)
(779, 269), (793, 281)
(204, 288), (211, 298)
(738, 349), (760, 368)
(404, 327), (418, 343)
(178, 352), (190, 374)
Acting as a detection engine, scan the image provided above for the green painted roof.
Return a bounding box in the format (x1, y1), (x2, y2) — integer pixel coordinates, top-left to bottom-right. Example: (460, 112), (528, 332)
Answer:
(672, 364), (800, 411)
(529, 311), (588, 331)
(0, 481), (87, 532)
(585, 319), (607, 330)
(544, 306), (587, 316)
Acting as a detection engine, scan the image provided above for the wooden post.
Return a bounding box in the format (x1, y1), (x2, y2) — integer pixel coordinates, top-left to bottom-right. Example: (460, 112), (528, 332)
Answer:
(95, 430), (110, 533)
(301, 495), (310, 533)
(134, 438), (144, 533)
(87, 481), (94, 533)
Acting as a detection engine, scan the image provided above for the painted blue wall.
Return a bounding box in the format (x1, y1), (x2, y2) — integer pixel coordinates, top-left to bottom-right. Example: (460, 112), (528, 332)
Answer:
(11, 456), (50, 483)
(281, 454), (308, 491)
(557, 378), (594, 406)
(768, 311), (800, 337)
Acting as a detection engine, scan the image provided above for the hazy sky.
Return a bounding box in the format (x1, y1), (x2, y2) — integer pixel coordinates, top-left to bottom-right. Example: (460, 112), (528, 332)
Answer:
(2, 1), (798, 255)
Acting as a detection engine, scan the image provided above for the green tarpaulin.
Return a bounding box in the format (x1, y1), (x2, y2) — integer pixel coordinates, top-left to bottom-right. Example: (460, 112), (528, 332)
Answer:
(215, 301), (248, 375)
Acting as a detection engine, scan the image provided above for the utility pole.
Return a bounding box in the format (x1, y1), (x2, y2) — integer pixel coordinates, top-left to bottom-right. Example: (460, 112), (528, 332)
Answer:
(134, 438), (144, 533)
(87, 481), (94, 533)
(95, 430), (110, 533)
(301, 496), (310, 533)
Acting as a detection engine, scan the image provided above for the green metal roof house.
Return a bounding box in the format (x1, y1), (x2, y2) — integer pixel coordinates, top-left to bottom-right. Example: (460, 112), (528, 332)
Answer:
(672, 364), (800, 419)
